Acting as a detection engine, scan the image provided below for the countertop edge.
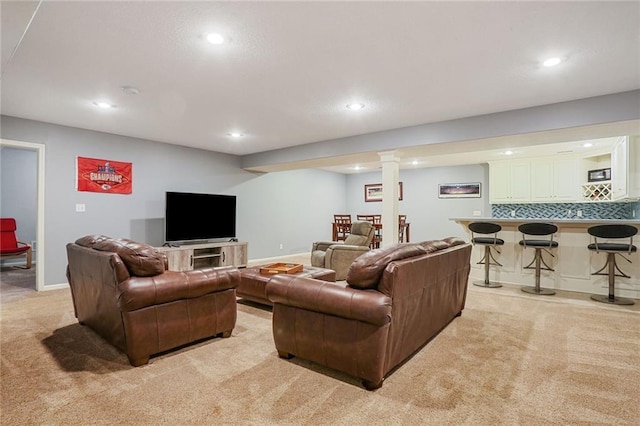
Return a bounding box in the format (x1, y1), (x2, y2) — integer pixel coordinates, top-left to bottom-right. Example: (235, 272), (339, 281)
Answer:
(450, 217), (640, 224)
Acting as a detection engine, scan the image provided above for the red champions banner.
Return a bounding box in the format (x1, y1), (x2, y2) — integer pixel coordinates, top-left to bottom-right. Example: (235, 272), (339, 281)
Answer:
(76, 156), (132, 194)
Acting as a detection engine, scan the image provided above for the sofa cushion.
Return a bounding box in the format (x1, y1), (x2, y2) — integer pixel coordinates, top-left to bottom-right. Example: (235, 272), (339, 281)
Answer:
(418, 239), (450, 253)
(75, 234), (110, 248)
(443, 236), (466, 247)
(90, 237), (165, 277)
(347, 243), (427, 289)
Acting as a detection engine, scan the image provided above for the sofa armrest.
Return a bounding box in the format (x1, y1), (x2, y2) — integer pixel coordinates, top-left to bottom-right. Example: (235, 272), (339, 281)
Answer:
(312, 241), (342, 252)
(266, 274), (391, 326)
(117, 266), (239, 312)
(325, 244), (370, 280)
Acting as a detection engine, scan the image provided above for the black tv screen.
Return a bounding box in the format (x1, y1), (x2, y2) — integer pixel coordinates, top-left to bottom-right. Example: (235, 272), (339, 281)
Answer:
(165, 192), (236, 243)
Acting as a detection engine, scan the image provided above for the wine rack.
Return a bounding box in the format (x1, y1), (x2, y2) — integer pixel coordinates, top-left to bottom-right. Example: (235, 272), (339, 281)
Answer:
(582, 182), (611, 202)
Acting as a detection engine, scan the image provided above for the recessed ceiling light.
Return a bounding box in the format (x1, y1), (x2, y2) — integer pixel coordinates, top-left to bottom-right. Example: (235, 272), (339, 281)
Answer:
(121, 86), (140, 95)
(346, 103), (365, 111)
(411, 160), (419, 166)
(93, 101), (115, 109)
(583, 142), (593, 147)
(504, 150), (513, 156)
(543, 57), (562, 67)
(353, 165), (362, 170)
(206, 33), (225, 45)
(228, 132), (243, 138)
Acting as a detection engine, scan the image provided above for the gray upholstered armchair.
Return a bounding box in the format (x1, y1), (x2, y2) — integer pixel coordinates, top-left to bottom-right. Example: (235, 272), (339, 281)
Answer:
(311, 220), (375, 280)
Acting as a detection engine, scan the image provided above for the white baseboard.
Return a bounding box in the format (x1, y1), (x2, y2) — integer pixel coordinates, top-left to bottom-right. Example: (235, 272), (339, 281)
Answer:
(42, 282), (69, 291)
(248, 252), (310, 266)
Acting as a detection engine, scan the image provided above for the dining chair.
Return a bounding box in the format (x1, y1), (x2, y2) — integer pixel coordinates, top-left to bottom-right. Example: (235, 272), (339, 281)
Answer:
(398, 215), (409, 243)
(357, 215), (382, 248)
(333, 214), (352, 241)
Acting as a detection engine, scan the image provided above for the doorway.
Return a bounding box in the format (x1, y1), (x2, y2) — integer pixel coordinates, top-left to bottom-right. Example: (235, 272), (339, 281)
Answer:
(0, 139), (45, 291)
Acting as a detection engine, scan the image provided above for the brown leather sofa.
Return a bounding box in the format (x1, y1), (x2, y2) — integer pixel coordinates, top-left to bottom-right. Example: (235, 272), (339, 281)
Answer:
(66, 235), (239, 366)
(266, 237), (471, 390)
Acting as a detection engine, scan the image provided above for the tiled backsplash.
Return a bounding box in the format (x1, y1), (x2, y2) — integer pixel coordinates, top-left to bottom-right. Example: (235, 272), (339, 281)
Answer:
(492, 201), (639, 220)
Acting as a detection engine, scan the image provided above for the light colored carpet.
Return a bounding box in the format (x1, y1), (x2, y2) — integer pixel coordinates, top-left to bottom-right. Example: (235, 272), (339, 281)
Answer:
(1, 258), (639, 425)
(0, 265), (36, 305)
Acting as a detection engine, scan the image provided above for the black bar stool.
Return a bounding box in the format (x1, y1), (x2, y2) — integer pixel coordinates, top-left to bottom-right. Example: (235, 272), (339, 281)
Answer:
(587, 224), (637, 305)
(468, 222), (504, 288)
(518, 222), (558, 295)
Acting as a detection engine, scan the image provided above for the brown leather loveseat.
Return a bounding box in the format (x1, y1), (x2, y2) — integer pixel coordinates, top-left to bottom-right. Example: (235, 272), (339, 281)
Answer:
(266, 237), (471, 390)
(66, 235), (239, 366)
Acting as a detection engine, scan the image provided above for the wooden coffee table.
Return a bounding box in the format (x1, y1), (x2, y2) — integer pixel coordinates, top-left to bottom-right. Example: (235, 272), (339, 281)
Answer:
(237, 265), (336, 306)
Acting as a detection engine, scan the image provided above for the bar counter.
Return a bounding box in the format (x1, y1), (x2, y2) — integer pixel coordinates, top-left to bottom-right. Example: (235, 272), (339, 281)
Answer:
(451, 217), (640, 301)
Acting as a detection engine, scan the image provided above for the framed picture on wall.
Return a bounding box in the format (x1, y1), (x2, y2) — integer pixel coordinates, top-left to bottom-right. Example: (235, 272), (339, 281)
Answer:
(364, 182), (403, 202)
(438, 182), (481, 198)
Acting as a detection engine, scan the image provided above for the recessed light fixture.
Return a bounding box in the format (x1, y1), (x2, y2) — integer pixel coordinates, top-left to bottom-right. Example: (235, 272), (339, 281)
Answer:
(411, 160), (419, 166)
(121, 86), (140, 95)
(93, 101), (115, 109)
(227, 132), (243, 138)
(504, 150), (513, 156)
(206, 33), (225, 45)
(353, 165), (362, 171)
(346, 103), (365, 111)
(543, 57), (562, 67)
(583, 142), (593, 148)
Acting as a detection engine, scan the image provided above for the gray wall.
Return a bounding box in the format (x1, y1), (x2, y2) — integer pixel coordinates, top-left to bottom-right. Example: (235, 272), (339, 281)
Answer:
(0, 147), (37, 262)
(345, 164), (489, 241)
(1, 116), (345, 286)
(1, 115), (487, 287)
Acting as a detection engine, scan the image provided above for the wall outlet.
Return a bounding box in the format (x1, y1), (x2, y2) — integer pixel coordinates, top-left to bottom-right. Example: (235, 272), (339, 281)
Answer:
(279, 243), (283, 250)
(510, 210), (516, 217)
(75, 203), (86, 212)
(567, 209), (572, 216)
(472, 210), (481, 216)
(577, 210), (582, 217)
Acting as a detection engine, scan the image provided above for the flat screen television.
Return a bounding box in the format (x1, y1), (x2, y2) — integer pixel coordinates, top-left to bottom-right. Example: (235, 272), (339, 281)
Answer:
(165, 191), (236, 243)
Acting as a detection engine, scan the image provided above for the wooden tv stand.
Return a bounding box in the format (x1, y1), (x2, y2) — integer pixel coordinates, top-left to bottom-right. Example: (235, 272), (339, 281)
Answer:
(157, 241), (248, 272)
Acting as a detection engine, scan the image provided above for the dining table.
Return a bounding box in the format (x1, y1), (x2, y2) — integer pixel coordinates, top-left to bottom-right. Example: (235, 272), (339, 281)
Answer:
(331, 221), (410, 247)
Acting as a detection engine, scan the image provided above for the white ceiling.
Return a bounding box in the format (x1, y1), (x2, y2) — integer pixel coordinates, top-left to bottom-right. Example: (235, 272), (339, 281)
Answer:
(1, 1), (639, 173)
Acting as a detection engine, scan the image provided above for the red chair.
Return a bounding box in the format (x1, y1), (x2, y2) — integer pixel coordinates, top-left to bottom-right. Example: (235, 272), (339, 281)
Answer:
(0, 218), (32, 269)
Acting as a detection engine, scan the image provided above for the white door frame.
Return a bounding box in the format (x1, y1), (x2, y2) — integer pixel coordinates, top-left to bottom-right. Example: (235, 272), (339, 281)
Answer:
(1, 138), (45, 291)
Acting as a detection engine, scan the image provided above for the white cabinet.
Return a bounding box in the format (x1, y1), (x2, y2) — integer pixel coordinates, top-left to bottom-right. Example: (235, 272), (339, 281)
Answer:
(158, 242), (248, 271)
(530, 158), (580, 202)
(611, 136), (628, 200)
(610, 136), (639, 201)
(489, 160), (530, 203)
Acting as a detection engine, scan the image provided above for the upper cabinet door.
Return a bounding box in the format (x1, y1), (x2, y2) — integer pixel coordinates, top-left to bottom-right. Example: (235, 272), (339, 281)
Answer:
(611, 136), (628, 200)
(489, 160), (530, 203)
(489, 161), (511, 203)
(530, 160), (554, 202)
(553, 158), (580, 201)
(509, 161), (531, 202)
(531, 158), (579, 202)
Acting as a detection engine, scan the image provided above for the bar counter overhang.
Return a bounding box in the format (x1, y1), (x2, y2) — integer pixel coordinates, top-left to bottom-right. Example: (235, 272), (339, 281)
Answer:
(452, 217), (640, 301)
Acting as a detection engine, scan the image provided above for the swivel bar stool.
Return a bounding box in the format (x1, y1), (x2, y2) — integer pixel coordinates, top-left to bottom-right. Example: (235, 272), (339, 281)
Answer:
(587, 224), (637, 305)
(468, 222), (504, 288)
(518, 222), (558, 295)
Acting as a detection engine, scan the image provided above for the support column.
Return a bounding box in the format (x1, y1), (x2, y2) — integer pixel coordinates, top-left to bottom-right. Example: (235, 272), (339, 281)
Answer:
(379, 150), (400, 248)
